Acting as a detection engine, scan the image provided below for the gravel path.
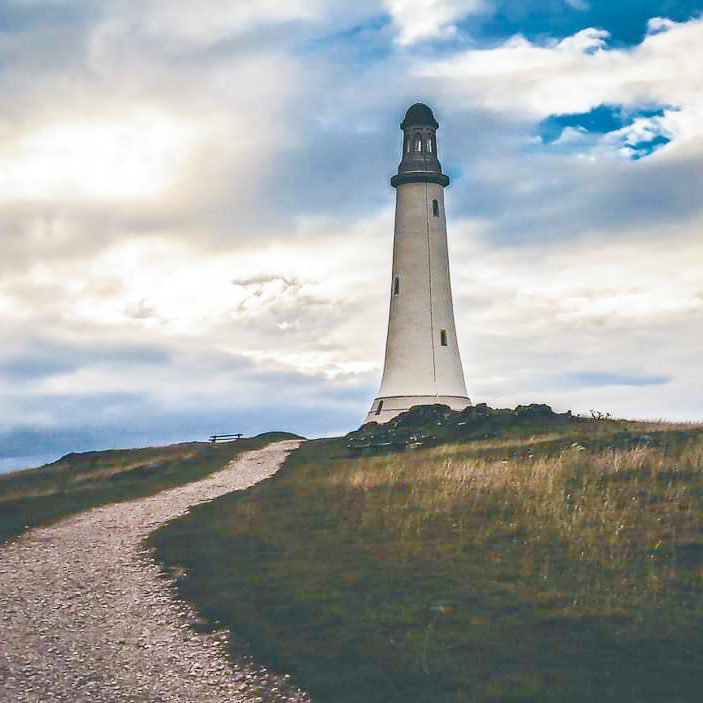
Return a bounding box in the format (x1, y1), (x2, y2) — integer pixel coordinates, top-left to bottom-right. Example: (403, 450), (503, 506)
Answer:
(0, 440), (310, 703)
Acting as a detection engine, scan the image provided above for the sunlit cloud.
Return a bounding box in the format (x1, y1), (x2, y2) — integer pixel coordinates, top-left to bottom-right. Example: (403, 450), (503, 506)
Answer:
(2, 1), (703, 469)
(131, 0), (321, 44)
(451, 223), (703, 333)
(384, 0), (487, 44)
(0, 111), (201, 202)
(241, 350), (379, 380)
(421, 18), (703, 152)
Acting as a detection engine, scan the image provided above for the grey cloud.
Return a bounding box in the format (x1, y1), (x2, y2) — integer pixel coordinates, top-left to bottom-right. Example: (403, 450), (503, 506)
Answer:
(434, 104), (703, 245)
(566, 371), (671, 388)
(124, 300), (159, 320)
(0, 340), (172, 384)
(266, 132), (397, 219)
(1, 2), (702, 465)
(459, 312), (700, 418)
(0, 393), (363, 471)
(232, 275), (301, 288)
(0, 353), (374, 465)
(0, 357), (74, 382)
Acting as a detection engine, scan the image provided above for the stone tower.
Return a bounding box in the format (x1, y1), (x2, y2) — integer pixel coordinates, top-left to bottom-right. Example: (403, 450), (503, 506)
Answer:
(365, 103), (470, 424)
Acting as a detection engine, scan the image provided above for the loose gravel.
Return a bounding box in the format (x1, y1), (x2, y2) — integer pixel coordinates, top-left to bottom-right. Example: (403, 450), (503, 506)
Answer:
(0, 440), (311, 703)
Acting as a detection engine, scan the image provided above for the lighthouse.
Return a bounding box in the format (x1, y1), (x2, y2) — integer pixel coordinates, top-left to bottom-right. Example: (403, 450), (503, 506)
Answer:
(365, 103), (471, 424)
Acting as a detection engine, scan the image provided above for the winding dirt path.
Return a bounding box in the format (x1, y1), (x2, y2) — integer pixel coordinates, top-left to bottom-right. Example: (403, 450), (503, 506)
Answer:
(0, 440), (309, 703)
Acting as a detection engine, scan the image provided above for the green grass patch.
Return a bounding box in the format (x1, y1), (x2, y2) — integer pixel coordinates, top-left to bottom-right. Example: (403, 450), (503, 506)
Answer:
(150, 421), (703, 702)
(0, 432), (301, 545)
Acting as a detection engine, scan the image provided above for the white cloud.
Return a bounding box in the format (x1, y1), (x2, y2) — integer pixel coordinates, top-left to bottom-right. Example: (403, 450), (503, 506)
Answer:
(449, 219), (703, 419)
(602, 113), (674, 159)
(452, 224), (703, 332)
(646, 17), (677, 34)
(0, 111), (201, 202)
(552, 125), (589, 146)
(134, 0), (320, 44)
(9, 0), (324, 47)
(2, 3), (703, 459)
(421, 18), (703, 145)
(0, 210), (393, 370)
(384, 0), (486, 45)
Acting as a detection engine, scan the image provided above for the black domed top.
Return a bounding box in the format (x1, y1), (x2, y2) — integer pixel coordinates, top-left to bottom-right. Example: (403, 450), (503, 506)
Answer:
(401, 103), (439, 130)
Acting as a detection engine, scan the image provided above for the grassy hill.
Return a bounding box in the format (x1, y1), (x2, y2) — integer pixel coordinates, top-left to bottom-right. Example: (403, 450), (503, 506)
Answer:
(150, 409), (703, 703)
(0, 432), (301, 546)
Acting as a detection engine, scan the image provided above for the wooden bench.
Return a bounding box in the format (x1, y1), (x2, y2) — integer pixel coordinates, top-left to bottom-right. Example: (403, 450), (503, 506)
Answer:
(209, 433), (243, 444)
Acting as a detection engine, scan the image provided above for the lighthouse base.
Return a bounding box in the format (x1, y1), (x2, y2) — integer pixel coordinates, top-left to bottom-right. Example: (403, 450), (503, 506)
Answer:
(364, 395), (471, 425)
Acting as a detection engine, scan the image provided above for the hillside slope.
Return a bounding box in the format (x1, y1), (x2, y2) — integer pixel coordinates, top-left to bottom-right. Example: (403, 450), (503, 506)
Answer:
(0, 440), (307, 703)
(0, 432), (301, 546)
(151, 412), (703, 703)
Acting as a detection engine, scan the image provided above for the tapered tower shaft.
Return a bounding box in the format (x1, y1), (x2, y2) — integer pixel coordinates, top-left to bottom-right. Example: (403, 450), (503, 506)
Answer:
(366, 103), (470, 424)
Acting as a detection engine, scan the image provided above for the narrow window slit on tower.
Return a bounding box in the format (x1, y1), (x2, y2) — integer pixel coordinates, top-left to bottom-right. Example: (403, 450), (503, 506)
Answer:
(376, 400), (384, 415)
(393, 276), (400, 295)
(440, 329), (448, 346)
(432, 199), (439, 217)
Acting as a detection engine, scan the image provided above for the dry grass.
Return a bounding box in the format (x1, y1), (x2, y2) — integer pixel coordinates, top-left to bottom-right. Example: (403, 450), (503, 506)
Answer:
(151, 425), (703, 703)
(335, 439), (703, 586)
(0, 434), (299, 545)
(615, 419), (703, 431)
(0, 449), (200, 501)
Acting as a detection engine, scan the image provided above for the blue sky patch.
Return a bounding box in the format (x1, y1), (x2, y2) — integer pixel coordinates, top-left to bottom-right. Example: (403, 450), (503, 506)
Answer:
(537, 104), (673, 159)
(625, 133), (672, 159)
(539, 105), (666, 144)
(459, 0), (703, 47)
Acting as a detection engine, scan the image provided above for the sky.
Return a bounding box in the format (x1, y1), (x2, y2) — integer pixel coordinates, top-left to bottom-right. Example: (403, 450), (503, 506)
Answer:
(1, 0), (703, 472)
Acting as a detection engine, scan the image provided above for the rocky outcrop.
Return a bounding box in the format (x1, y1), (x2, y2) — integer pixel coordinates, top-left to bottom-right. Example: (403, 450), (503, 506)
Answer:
(347, 403), (577, 455)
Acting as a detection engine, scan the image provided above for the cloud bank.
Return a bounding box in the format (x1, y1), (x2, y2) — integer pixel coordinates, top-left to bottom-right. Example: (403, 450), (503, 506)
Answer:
(1, 0), (702, 470)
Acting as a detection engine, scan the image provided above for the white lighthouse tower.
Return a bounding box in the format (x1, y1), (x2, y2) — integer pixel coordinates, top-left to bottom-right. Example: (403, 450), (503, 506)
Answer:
(365, 103), (471, 424)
